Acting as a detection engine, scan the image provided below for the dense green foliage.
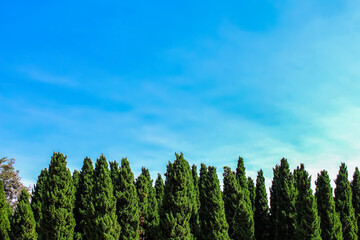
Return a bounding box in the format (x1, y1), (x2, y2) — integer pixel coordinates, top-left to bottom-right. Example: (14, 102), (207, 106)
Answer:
(315, 170), (343, 240)
(247, 177), (255, 212)
(31, 169), (47, 238)
(293, 164), (321, 239)
(199, 164), (229, 240)
(160, 153), (194, 240)
(115, 158), (139, 240)
(0, 180), (11, 240)
(254, 169), (270, 240)
(92, 155), (120, 240)
(11, 188), (37, 240)
(154, 173), (164, 209)
(335, 163), (358, 240)
(222, 166), (240, 237)
(352, 167), (360, 239)
(232, 157), (255, 240)
(136, 167), (160, 240)
(190, 164), (200, 239)
(10, 152), (360, 239)
(40, 152), (75, 240)
(74, 157), (94, 240)
(270, 158), (296, 240)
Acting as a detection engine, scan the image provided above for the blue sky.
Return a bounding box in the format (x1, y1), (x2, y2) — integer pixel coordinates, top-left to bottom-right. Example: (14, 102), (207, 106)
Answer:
(1, 0), (360, 188)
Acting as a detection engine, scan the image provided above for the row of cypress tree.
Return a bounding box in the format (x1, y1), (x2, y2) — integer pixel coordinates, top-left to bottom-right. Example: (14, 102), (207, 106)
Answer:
(1, 152), (360, 240)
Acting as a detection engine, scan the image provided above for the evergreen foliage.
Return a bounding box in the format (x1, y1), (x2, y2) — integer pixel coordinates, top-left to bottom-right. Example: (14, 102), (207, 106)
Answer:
(233, 157), (255, 240)
(109, 161), (120, 190)
(352, 167), (360, 239)
(11, 188), (37, 240)
(335, 163), (358, 240)
(31, 168), (47, 238)
(222, 166), (240, 238)
(199, 165), (229, 240)
(247, 177), (255, 212)
(270, 158), (296, 240)
(160, 153), (194, 240)
(115, 158), (139, 240)
(154, 173), (164, 209)
(92, 154), (120, 240)
(315, 170), (343, 240)
(254, 169), (270, 240)
(190, 164), (200, 239)
(73, 170), (80, 192)
(0, 180), (11, 240)
(40, 152), (75, 240)
(293, 164), (321, 239)
(136, 167), (160, 240)
(74, 157), (94, 240)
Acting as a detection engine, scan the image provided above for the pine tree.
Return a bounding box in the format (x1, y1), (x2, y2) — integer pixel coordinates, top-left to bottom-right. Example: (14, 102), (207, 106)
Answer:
(352, 167), (360, 239)
(233, 157), (255, 240)
(40, 152), (75, 240)
(247, 177), (255, 212)
(74, 157), (94, 240)
(0, 180), (11, 240)
(335, 163), (358, 240)
(160, 152), (194, 240)
(293, 164), (321, 239)
(11, 188), (37, 239)
(136, 167), (160, 240)
(92, 154), (120, 240)
(115, 158), (139, 240)
(199, 165), (229, 240)
(254, 169), (270, 240)
(31, 168), (47, 239)
(270, 158), (296, 240)
(315, 170), (343, 240)
(154, 173), (164, 209)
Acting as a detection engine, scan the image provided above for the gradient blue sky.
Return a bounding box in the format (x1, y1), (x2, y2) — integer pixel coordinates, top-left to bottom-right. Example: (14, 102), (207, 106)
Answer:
(1, 0), (360, 188)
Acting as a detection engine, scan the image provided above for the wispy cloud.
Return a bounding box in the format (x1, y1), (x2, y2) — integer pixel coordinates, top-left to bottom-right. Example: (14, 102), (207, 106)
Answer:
(17, 66), (78, 87)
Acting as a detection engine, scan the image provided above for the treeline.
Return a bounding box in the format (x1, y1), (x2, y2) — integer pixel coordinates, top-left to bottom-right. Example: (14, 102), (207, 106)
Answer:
(1, 152), (360, 240)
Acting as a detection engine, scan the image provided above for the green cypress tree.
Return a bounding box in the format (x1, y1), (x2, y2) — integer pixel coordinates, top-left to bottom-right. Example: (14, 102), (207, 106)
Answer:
(74, 157), (95, 240)
(154, 173), (164, 209)
(31, 168), (47, 239)
(72, 170), (81, 240)
(73, 170), (80, 193)
(40, 152), (75, 240)
(270, 158), (296, 240)
(0, 180), (11, 240)
(136, 167), (160, 240)
(11, 188), (37, 239)
(293, 164), (321, 239)
(352, 167), (360, 239)
(315, 170), (343, 240)
(160, 152), (194, 240)
(222, 166), (240, 238)
(109, 161), (120, 190)
(92, 154), (120, 240)
(199, 165), (229, 240)
(335, 163), (358, 240)
(235, 157), (253, 209)
(233, 157), (255, 240)
(254, 169), (270, 240)
(247, 177), (255, 212)
(199, 163), (208, 239)
(190, 165), (200, 239)
(115, 158), (139, 240)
